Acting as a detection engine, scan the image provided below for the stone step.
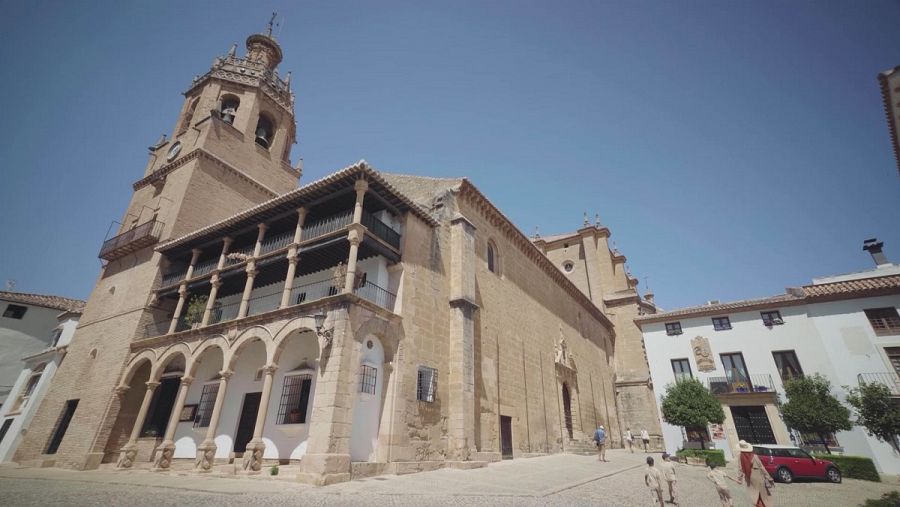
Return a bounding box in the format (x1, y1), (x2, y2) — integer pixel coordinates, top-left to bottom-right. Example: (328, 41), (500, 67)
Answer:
(445, 460), (488, 470)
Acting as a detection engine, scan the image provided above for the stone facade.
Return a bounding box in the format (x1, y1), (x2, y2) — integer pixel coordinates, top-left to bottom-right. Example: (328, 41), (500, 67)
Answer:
(14, 28), (660, 483)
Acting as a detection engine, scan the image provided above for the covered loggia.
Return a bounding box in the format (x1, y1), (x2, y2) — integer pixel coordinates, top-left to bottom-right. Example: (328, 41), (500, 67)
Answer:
(171, 341), (226, 460)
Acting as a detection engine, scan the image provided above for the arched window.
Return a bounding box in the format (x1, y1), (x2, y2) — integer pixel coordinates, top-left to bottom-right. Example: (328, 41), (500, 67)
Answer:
(219, 95), (240, 125)
(177, 98), (199, 136)
(487, 241), (499, 274)
(255, 114), (275, 149)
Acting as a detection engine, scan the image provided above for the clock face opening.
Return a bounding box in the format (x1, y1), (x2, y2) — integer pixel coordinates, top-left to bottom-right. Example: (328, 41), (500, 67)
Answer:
(166, 141), (182, 161)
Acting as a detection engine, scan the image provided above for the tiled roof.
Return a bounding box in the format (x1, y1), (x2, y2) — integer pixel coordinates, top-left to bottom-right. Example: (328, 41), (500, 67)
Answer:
(804, 274), (900, 298)
(878, 66), (900, 176)
(636, 274), (900, 325)
(0, 291), (85, 313)
(635, 293), (804, 324)
(157, 160), (439, 253)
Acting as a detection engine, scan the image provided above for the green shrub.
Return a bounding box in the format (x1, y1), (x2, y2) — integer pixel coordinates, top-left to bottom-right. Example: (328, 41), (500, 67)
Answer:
(861, 490), (899, 507)
(811, 454), (880, 482)
(676, 448), (726, 467)
(270, 464), (279, 476)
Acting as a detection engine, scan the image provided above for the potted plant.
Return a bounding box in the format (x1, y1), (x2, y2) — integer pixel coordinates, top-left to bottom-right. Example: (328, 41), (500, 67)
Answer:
(183, 295), (208, 329)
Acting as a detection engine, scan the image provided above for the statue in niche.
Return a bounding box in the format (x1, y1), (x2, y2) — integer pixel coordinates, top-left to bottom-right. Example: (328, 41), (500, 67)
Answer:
(554, 326), (575, 369)
(691, 335), (716, 372)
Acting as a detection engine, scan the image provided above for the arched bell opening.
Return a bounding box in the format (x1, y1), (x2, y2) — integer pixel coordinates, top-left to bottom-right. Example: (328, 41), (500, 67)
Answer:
(254, 113), (275, 149)
(219, 94), (240, 125)
(103, 359), (152, 462)
(350, 335), (385, 462)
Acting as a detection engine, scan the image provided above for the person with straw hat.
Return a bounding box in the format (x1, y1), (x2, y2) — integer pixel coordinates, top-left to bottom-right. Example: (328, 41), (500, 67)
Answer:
(735, 440), (775, 507)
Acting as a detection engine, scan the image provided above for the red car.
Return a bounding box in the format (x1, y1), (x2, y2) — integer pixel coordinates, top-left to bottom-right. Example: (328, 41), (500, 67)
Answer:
(752, 445), (842, 484)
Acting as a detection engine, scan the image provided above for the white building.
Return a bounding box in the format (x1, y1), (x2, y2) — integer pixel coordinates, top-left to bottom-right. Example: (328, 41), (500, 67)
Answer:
(637, 240), (900, 474)
(0, 292), (84, 462)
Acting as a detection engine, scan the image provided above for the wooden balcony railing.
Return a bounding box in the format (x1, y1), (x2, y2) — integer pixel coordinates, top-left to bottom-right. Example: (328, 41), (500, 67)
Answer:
(99, 220), (164, 261)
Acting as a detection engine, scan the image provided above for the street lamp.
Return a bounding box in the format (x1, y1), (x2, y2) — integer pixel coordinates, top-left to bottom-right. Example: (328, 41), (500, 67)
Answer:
(304, 311), (333, 348)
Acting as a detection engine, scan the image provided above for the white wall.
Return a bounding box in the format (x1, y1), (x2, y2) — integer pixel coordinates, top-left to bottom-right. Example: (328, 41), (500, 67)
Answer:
(172, 332), (321, 461)
(0, 301), (63, 405)
(349, 335), (384, 462)
(643, 295), (900, 473)
(0, 313), (79, 461)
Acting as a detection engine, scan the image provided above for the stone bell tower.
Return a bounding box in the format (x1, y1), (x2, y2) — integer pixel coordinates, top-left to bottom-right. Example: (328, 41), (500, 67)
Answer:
(13, 24), (301, 470)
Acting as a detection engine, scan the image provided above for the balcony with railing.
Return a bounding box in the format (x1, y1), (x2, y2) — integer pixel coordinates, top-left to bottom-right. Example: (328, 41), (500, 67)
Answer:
(707, 374), (776, 395)
(99, 220), (164, 261)
(858, 372), (900, 396)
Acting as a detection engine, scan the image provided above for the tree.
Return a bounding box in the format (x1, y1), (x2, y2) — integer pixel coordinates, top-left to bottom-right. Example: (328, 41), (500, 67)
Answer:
(780, 374), (852, 454)
(660, 378), (725, 450)
(846, 381), (900, 454)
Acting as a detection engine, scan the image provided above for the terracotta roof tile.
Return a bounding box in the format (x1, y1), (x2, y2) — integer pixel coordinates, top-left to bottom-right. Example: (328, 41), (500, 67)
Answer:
(635, 293), (803, 324)
(803, 274), (900, 298)
(0, 291), (86, 313)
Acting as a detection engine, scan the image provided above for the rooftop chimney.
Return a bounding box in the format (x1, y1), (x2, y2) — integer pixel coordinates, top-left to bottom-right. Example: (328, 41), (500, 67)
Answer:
(863, 238), (890, 267)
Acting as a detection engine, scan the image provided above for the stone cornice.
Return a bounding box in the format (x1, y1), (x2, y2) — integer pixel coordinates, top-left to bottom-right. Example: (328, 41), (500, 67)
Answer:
(454, 180), (615, 333)
(133, 149), (278, 199)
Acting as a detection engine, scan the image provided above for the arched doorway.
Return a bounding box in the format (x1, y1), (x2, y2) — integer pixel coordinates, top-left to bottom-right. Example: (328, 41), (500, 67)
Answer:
(349, 335), (384, 462)
(562, 383), (573, 440)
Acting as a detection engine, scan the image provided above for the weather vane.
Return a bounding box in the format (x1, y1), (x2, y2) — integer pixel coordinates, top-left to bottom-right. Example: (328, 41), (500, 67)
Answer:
(266, 12), (278, 37)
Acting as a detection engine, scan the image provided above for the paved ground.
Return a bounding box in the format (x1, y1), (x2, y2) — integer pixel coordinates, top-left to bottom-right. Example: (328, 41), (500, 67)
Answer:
(0, 450), (897, 506)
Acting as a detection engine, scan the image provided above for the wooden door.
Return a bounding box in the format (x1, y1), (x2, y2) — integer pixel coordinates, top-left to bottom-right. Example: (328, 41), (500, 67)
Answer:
(500, 415), (513, 459)
(233, 392), (261, 453)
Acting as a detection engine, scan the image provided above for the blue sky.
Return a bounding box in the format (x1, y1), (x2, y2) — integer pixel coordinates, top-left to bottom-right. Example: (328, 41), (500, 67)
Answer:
(0, 0), (898, 310)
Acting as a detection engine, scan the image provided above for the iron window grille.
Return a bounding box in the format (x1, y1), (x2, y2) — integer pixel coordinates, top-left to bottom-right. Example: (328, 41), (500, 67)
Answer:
(277, 374), (312, 424)
(417, 366), (437, 402)
(359, 364), (377, 395)
(761, 310), (783, 326)
(665, 322), (683, 336)
(712, 316), (732, 331)
(193, 383), (219, 428)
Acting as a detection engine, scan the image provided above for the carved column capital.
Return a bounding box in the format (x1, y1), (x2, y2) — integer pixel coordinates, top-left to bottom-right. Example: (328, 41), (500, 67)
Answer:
(354, 178), (369, 193)
(145, 381), (161, 391)
(180, 375), (195, 386)
(262, 364), (278, 376)
(218, 369), (234, 380)
(115, 385), (130, 397)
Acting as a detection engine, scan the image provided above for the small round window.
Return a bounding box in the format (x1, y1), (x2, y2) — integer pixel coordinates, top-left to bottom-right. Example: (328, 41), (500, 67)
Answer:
(563, 261), (574, 273)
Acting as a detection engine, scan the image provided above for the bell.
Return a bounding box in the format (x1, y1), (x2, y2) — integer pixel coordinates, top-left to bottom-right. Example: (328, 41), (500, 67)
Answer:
(255, 126), (270, 148)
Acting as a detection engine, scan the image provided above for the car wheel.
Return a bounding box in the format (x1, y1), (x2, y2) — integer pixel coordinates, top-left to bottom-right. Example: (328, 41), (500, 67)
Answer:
(776, 467), (793, 484)
(826, 467), (841, 484)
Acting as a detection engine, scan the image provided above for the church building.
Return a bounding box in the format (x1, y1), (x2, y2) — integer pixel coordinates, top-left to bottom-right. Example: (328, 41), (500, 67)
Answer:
(12, 26), (659, 484)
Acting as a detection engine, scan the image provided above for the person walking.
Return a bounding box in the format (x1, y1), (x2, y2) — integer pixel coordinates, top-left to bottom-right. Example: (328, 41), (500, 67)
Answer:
(593, 424), (607, 462)
(644, 456), (665, 507)
(624, 427), (634, 453)
(659, 453), (678, 506)
(641, 428), (651, 452)
(706, 460), (739, 507)
(736, 440), (775, 507)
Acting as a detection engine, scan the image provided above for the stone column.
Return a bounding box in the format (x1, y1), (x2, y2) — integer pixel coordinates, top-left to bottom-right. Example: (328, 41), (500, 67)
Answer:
(241, 364), (277, 472)
(168, 284), (188, 335)
(195, 370), (232, 472)
(280, 207), (307, 308)
(253, 223), (268, 257)
(201, 276), (221, 326)
(218, 237), (234, 270)
(297, 309), (354, 485)
(152, 376), (193, 471)
(116, 381), (159, 469)
(448, 214), (478, 460)
(237, 265), (258, 319)
(343, 180), (368, 293)
(185, 248), (202, 280)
